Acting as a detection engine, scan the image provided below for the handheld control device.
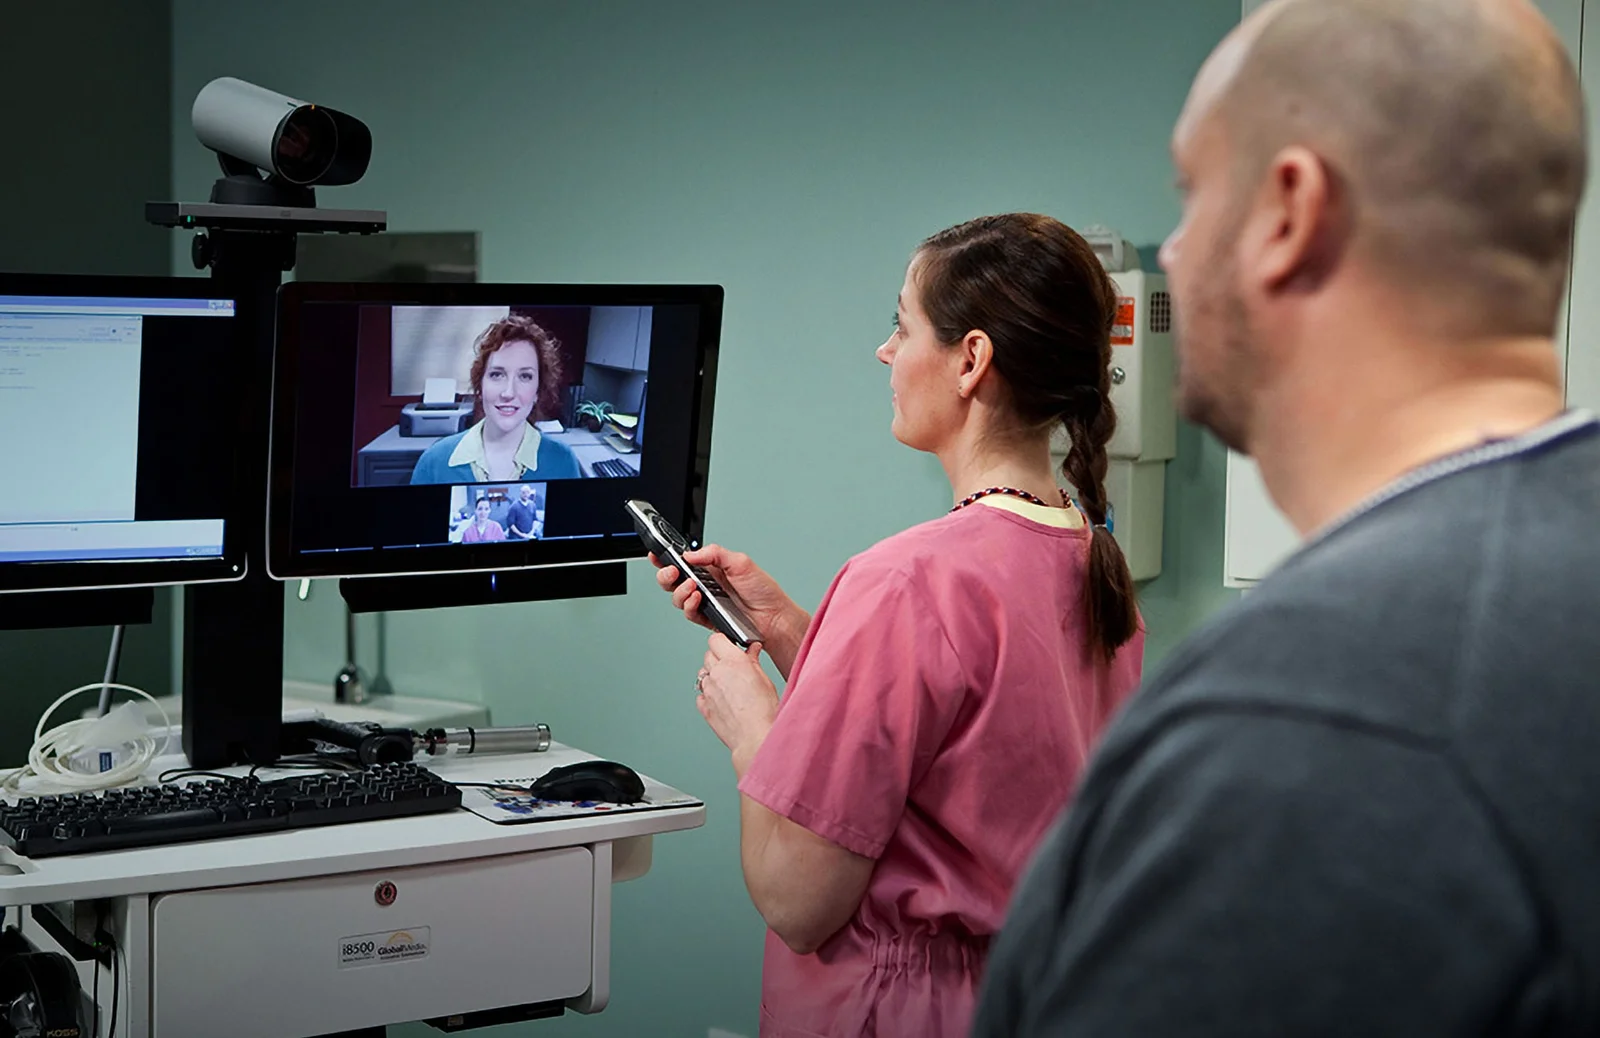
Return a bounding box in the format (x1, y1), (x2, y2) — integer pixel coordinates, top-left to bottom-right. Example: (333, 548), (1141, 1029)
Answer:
(625, 499), (758, 648)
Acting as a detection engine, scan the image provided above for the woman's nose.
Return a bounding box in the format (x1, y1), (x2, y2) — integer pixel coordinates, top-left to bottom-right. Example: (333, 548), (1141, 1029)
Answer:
(876, 337), (894, 365)
(1159, 230), (1179, 272)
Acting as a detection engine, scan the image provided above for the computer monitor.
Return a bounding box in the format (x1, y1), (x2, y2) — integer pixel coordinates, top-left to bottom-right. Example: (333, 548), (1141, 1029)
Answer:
(268, 282), (723, 583)
(0, 274), (246, 596)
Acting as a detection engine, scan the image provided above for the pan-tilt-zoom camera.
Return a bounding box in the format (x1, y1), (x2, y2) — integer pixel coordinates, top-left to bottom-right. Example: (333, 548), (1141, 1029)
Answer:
(191, 76), (372, 187)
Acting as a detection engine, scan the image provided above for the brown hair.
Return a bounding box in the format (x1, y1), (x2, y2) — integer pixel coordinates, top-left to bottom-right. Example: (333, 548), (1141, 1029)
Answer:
(916, 213), (1138, 659)
(467, 313), (565, 423)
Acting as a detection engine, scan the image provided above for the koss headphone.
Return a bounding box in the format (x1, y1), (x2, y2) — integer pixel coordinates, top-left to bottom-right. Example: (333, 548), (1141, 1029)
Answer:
(0, 930), (82, 1038)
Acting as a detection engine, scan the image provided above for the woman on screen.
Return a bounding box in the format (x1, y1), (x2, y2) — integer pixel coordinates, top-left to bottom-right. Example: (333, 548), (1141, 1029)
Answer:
(460, 496), (506, 543)
(410, 314), (581, 484)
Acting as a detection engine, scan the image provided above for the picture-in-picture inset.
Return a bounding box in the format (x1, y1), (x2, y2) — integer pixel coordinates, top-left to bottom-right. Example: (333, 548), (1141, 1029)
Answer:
(448, 483), (546, 544)
(351, 305), (649, 487)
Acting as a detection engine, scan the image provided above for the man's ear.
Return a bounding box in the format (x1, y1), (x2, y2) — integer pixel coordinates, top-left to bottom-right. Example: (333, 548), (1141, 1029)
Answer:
(956, 331), (995, 399)
(1244, 145), (1343, 294)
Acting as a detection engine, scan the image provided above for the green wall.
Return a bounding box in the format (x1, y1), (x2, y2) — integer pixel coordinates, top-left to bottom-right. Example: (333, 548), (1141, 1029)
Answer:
(170, 3), (1240, 1035)
(0, 1), (175, 765)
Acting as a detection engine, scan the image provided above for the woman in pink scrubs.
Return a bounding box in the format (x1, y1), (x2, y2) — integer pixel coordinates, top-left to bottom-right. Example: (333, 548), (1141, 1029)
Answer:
(655, 213), (1145, 1038)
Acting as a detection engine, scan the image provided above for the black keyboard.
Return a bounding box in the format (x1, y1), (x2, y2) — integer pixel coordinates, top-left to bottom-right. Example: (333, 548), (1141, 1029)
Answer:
(0, 761), (462, 859)
(592, 458), (636, 478)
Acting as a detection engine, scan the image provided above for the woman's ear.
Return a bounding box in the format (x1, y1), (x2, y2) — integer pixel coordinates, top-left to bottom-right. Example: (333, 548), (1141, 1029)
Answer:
(956, 331), (995, 399)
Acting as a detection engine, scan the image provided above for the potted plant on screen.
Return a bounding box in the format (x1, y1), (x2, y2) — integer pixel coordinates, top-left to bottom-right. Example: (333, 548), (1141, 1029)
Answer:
(575, 400), (614, 432)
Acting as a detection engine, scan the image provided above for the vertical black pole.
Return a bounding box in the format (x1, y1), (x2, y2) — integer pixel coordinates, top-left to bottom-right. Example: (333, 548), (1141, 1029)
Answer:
(181, 228), (290, 768)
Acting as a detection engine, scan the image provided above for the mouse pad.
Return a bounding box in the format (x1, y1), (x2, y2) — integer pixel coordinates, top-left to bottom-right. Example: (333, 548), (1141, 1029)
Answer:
(458, 773), (703, 824)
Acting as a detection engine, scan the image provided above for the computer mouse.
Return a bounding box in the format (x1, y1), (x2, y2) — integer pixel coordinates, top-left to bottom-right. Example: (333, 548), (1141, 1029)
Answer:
(528, 760), (645, 804)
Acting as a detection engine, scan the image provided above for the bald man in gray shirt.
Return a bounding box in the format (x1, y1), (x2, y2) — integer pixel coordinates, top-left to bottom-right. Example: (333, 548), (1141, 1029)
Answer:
(973, 1), (1600, 1034)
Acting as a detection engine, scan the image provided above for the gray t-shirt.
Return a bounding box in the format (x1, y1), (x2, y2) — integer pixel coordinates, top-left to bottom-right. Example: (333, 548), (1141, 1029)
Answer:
(972, 412), (1600, 1037)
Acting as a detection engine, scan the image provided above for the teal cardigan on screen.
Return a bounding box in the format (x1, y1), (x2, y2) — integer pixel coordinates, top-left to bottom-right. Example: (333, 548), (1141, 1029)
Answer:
(409, 428), (581, 484)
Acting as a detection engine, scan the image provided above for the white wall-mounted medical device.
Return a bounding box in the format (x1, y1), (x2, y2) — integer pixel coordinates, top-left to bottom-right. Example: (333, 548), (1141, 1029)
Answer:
(1051, 225), (1176, 581)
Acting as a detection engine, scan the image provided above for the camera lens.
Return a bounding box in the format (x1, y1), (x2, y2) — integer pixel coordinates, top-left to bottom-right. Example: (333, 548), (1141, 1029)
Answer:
(273, 105), (338, 184)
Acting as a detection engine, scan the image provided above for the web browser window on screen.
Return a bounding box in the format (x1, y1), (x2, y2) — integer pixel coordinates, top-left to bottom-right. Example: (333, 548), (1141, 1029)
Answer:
(0, 313), (142, 525)
(0, 294), (236, 566)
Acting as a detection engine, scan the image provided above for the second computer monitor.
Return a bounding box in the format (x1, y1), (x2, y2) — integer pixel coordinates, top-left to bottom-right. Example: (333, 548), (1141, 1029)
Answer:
(0, 273), (246, 594)
(268, 282), (722, 580)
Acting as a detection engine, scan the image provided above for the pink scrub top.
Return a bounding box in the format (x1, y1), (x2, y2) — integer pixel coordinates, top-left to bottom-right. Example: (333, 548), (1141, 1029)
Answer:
(461, 519), (505, 543)
(739, 502), (1144, 1037)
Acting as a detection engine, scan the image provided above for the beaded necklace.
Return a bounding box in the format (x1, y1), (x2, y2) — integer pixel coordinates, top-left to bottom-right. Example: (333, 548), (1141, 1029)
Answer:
(950, 485), (1073, 513)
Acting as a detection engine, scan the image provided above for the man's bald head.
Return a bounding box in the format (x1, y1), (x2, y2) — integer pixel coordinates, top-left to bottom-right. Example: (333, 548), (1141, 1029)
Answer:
(1195, 0), (1587, 337)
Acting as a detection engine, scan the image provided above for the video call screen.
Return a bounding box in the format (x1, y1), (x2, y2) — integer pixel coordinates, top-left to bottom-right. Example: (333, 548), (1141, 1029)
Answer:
(270, 285), (721, 580)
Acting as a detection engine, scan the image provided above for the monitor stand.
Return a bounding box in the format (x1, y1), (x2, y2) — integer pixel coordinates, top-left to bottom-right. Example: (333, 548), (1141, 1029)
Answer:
(182, 575), (283, 769)
(155, 169), (383, 768)
(338, 562), (628, 614)
(176, 201), (295, 768)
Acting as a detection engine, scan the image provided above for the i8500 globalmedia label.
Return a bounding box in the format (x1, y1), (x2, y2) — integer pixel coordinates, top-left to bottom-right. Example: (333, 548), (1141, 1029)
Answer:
(339, 926), (430, 968)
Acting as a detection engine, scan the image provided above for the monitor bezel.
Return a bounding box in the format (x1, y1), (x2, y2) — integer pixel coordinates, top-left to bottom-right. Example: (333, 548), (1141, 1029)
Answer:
(0, 271), (249, 595)
(267, 280), (724, 581)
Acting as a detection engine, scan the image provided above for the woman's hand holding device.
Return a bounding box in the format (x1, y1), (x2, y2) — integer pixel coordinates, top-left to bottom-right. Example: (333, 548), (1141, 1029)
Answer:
(626, 498), (811, 680)
(652, 546), (811, 680)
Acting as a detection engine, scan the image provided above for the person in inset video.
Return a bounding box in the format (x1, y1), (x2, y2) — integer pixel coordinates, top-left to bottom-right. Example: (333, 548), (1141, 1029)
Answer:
(410, 314), (581, 484)
(506, 483), (542, 541)
(459, 495), (506, 543)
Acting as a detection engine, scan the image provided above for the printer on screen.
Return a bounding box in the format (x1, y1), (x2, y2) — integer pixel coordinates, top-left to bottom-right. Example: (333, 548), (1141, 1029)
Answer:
(400, 377), (473, 436)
